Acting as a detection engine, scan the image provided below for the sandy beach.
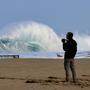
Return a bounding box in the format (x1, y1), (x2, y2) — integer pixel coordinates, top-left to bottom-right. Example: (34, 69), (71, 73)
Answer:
(0, 58), (90, 90)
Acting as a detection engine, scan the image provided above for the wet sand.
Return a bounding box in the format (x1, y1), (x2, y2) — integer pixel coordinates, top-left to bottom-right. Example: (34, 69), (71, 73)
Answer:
(0, 58), (90, 90)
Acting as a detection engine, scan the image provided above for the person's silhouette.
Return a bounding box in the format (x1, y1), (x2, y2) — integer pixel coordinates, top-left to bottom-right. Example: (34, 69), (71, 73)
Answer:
(61, 32), (77, 83)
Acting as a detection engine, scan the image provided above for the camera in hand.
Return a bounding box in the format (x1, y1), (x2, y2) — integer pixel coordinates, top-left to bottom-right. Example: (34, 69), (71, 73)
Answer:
(61, 38), (67, 43)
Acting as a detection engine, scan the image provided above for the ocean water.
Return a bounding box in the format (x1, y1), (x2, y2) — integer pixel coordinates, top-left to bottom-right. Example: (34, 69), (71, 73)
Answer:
(16, 51), (90, 58)
(0, 21), (90, 58)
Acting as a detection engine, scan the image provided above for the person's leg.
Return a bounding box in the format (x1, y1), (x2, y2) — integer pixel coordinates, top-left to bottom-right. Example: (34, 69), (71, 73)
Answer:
(64, 59), (70, 82)
(70, 59), (76, 82)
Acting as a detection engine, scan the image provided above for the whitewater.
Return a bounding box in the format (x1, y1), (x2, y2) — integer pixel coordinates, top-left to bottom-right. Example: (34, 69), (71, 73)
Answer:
(0, 21), (90, 58)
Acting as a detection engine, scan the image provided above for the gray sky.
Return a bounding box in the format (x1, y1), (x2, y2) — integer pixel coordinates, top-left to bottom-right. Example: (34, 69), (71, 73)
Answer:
(0, 0), (90, 34)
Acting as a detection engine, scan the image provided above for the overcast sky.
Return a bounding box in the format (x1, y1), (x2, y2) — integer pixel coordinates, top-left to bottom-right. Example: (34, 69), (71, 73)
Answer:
(0, 0), (90, 34)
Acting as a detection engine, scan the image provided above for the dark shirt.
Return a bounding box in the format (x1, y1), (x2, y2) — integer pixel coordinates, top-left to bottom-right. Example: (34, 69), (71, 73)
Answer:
(63, 39), (77, 59)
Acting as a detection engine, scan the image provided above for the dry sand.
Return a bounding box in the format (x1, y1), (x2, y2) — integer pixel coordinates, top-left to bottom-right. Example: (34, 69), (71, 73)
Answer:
(0, 58), (90, 90)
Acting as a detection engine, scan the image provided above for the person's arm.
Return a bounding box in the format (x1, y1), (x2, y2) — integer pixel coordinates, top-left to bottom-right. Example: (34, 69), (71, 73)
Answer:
(61, 39), (69, 51)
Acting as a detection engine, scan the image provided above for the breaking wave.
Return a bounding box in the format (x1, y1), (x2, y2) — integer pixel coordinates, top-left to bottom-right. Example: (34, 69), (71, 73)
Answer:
(74, 33), (90, 51)
(0, 21), (62, 53)
(0, 21), (90, 55)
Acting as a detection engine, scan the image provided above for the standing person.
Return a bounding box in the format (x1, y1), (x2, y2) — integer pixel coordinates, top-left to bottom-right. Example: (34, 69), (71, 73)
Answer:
(61, 32), (77, 83)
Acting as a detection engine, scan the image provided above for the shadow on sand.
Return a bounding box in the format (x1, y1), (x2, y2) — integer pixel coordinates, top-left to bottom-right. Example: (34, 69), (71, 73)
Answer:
(0, 76), (90, 88)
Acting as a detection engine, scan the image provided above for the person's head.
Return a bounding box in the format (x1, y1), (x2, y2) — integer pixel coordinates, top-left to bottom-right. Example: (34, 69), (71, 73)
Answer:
(66, 32), (73, 40)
